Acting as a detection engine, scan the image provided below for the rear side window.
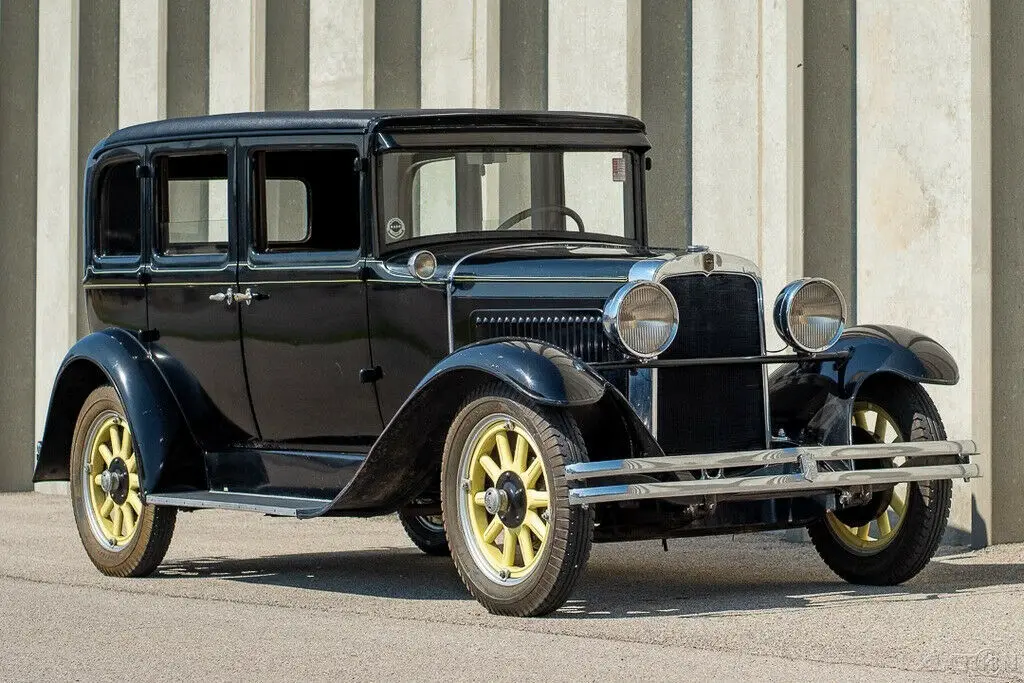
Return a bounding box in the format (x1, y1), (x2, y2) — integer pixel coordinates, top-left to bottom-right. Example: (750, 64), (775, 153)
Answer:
(155, 152), (230, 256)
(95, 159), (141, 257)
(252, 149), (361, 253)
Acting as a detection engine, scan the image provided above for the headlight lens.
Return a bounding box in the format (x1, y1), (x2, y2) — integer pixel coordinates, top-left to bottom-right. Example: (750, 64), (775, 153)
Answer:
(603, 282), (679, 359)
(773, 278), (847, 352)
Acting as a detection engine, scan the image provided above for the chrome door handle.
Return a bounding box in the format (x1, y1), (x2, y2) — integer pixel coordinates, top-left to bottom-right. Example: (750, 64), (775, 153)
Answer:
(232, 287), (266, 306)
(209, 287), (234, 307)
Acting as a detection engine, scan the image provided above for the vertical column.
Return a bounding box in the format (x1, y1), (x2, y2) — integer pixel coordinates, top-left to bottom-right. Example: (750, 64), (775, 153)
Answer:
(209, 0), (266, 114)
(984, 0), (1024, 545)
(690, 1), (803, 343)
(35, 0), (79, 460)
(267, 0), (309, 110)
(0, 0), (39, 491)
(168, 0), (209, 118)
(119, 0), (167, 127)
(421, 0), (498, 108)
(375, 0), (420, 108)
(803, 1), (856, 315)
(641, 0), (691, 248)
(855, 2), (974, 541)
(309, 0), (372, 109)
(499, 0), (545, 111)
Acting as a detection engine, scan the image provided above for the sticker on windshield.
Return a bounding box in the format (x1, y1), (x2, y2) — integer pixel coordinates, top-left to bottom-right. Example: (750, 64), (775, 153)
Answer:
(386, 217), (406, 240)
(611, 156), (626, 183)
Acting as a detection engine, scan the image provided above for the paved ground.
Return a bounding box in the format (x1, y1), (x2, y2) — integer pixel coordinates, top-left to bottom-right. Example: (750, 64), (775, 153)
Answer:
(1, 493), (1022, 681)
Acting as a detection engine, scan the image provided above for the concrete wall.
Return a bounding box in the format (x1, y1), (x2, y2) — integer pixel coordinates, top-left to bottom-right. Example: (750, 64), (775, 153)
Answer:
(0, 0), (39, 492)
(855, 2), (974, 538)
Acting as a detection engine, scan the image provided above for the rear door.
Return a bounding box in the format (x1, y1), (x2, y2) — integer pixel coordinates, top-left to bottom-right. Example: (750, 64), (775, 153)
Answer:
(145, 139), (257, 447)
(236, 136), (381, 449)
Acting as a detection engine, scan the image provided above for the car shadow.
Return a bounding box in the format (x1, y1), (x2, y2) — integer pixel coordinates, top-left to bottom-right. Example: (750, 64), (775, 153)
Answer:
(154, 543), (1024, 619)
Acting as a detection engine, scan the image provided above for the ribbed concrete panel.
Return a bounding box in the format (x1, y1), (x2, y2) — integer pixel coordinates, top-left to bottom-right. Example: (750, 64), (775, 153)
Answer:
(421, 0), (498, 108)
(309, 0), (373, 109)
(168, 0), (209, 118)
(118, 0), (166, 127)
(209, 0), (266, 113)
(499, 0), (545, 111)
(266, 0), (309, 110)
(641, 0), (691, 249)
(0, 0), (40, 490)
(374, 0), (420, 108)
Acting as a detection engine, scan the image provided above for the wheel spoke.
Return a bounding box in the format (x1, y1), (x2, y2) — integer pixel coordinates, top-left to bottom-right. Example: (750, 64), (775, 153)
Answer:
(125, 453), (137, 474)
(127, 491), (143, 516)
(512, 433), (529, 474)
(502, 529), (517, 567)
(496, 430), (513, 470)
(877, 510), (892, 536)
(473, 491), (487, 507)
(120, 505), (135, 536)
(857, 524), (871, 541)
(875, 417), (888, 442)
(100, 495), (115, 517)
(522, 458), (543, 488)
(111, 505), (123, 533)
(853, 411), (869, 431)
(98, 444), (114, 467)
(518, 527), (535, 565)
(118, 428), (131, 459)
(483, 515), (503, 544)
(128, 473), (140, 490)
(109, 426), (121, 460)
(526, 489), (549, 509)
(890, 492), (906, 517)
(479, 455), (502, 483)
(524, 510), (547, 541)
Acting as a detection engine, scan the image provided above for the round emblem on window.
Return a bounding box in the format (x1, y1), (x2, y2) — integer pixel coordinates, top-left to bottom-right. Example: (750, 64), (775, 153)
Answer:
(386, 217), (406, 240)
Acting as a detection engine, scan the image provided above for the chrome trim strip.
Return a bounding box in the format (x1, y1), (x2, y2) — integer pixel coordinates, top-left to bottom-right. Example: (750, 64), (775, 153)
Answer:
(453, 275), (628, 283)
(568, 462), (980, 505)
(628, 368), (654, 433)
(565, 439), (979, 480)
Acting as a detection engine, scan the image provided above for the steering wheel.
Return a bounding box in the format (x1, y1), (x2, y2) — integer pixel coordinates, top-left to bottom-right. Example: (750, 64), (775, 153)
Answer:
(495, 205), (586, 232)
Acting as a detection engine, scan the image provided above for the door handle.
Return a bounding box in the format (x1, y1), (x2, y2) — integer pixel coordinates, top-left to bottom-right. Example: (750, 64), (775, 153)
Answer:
(209, 287), (234, 307)
(232, 287), (267, 306)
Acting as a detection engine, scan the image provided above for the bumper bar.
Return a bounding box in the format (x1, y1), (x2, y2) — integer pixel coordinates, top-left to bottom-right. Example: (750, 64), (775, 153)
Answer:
(566, 440), (980, 506)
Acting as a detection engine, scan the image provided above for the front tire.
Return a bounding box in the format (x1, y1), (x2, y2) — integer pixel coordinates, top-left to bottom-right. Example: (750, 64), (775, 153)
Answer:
(70, 386), (176, 577)
(808, 380), (952, 585)
(441, 384), (593, 617)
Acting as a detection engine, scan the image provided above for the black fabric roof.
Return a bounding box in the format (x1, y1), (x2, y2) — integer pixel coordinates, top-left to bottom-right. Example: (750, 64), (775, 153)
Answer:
(98, 109), (645, 151)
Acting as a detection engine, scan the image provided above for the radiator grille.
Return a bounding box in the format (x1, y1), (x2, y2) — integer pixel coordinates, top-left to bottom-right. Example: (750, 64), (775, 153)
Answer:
(657, 274), (767, 455)
(472, 310), (622, 364)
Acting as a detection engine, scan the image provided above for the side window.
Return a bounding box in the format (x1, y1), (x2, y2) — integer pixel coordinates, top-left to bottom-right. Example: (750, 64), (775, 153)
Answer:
(95, 159), (141, 257)
(252, 149), (360, 253)
(155, 152), (229, 256)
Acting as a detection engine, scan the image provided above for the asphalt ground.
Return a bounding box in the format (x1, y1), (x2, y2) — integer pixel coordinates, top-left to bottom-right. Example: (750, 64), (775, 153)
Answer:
(1, 492), (1022, 682)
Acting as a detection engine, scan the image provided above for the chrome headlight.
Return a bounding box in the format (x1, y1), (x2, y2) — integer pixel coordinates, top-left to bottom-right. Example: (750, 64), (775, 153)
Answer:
(773, 278), (847, 353)
(603, 282), (679, 359)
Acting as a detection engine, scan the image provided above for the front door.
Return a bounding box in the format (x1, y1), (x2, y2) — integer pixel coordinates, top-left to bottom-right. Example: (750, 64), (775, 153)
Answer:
(236, 138), (381, 449)
(145, 140), (258, 448)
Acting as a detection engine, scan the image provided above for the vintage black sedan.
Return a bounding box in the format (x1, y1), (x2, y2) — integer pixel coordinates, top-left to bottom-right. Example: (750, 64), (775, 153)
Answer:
(34, 110), (980, 616)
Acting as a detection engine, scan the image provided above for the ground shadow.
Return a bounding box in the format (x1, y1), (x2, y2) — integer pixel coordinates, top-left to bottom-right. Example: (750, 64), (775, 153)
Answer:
(154, 540), (1024, 619)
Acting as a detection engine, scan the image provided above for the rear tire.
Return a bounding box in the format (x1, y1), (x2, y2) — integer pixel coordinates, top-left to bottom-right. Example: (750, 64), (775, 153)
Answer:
(808, 380), (952, 585)
(398, 506), (450, 556)
(441, 384), (593, 617)
(70, 386), (176, 577)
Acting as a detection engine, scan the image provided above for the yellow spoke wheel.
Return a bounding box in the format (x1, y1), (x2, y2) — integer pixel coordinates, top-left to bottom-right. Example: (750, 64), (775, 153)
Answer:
(459, 415), (551, 583)
(83, 411), (143, 549)
(825, 402), (908, 554)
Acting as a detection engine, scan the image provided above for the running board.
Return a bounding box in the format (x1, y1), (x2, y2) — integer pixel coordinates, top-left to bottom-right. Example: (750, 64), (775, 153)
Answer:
(145, 491), (332, 517)
(566, 439), (980, 506)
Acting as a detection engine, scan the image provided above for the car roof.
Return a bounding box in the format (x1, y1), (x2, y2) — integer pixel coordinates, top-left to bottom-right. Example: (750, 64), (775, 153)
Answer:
(97, 109), (646, 151)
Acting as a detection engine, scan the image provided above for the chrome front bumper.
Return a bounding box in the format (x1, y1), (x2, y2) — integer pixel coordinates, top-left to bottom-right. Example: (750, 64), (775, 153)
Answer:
(566, 440), (980, 506)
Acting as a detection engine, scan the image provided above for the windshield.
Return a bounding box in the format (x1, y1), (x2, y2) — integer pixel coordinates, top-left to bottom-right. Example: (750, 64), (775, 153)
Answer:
(376, 148), (638, 249)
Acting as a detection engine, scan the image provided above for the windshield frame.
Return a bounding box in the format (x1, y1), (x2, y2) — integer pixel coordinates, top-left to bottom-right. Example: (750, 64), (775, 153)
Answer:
(371, 139), (649, 256)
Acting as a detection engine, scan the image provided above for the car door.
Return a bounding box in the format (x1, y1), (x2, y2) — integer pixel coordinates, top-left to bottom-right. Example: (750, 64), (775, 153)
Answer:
(236, 136), (381, 449)
(145, 139), (258, 448)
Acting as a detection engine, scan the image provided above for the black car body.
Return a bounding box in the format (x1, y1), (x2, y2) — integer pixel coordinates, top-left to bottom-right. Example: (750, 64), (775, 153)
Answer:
(35, 110), (980, 615)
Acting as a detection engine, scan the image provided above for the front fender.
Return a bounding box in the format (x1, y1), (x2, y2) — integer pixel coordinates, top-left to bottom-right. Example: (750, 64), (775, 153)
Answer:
(769, 324), (959, 445)
(34, 329), (200, 493)
(414, 339), (608, 406)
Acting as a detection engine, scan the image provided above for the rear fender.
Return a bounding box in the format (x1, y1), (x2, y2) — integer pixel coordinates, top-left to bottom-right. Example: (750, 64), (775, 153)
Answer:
(34, 329), (202, 493)
(769, 324), (959, 445)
